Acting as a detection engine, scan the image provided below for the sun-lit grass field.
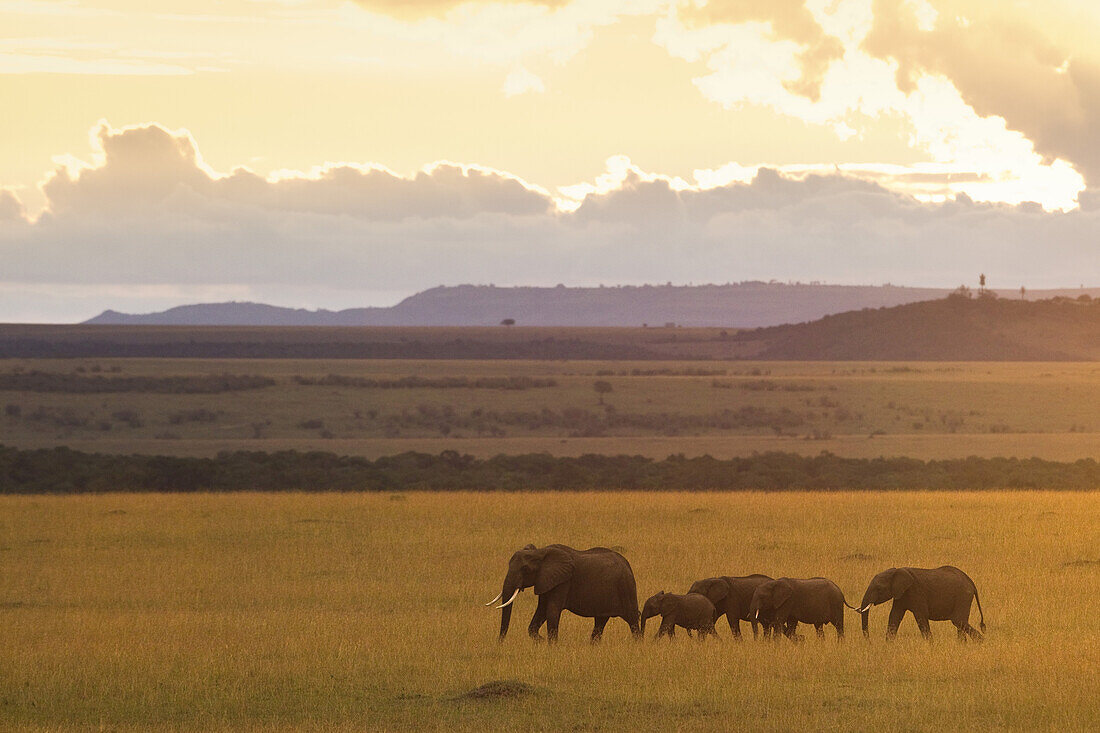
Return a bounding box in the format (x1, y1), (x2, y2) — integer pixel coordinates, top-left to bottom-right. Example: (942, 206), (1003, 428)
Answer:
(2, 490), (1098, 730)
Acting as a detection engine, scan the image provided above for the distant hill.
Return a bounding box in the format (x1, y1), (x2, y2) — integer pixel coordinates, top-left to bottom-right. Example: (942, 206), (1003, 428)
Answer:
(81, 282), (991, 328)
(732, 293), (1100, 360)
(83, 283), (1100, 328)
(4, 292), (1097, 361)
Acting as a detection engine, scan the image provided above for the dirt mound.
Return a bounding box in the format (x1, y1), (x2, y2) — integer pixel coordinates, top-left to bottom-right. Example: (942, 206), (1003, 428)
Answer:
(454, 680), (539, 701)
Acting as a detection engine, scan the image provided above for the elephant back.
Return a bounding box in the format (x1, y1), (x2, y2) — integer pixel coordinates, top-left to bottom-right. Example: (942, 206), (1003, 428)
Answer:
(560, 546), (638, 617)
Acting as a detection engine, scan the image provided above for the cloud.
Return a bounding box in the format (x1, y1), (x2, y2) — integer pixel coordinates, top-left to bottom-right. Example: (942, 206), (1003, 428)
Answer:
(2, 121), (1098, 322)
(502, 66), (546, 96)
(655, 0), (1088, 209)
(353, 0), (568, 20)
(0, 190), (24, 221)
(42, 122), (554, 221)
(862, 0), (1100, 185)
(680, 0), (844, 101)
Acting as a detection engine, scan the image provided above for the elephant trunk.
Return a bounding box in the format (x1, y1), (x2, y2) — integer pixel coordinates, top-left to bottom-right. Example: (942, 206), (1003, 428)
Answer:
(858, 590), (874, 638)
(499, 603), (513, 641)
(639, 609), (656, 637)
(498, 573), (521, 641)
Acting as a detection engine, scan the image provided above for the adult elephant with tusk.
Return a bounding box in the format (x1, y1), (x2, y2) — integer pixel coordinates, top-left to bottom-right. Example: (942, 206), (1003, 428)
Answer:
(688, 574), (773, 640)
(488, 543), (642, 643)
(748, 577), (859, 641)
(859, 566), (986, 641)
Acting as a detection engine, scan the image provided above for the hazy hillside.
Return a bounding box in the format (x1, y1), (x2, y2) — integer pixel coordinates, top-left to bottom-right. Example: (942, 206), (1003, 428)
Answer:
(6, 293), (1099, 360)
(84, 282), (965, 327)
(83, 283), (1100, 328)
(733, 293), (1100, 360)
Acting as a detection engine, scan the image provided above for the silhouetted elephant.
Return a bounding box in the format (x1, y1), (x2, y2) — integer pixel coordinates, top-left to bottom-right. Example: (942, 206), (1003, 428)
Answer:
(859, 566), (986, 641)
(488, 544), (641, 643)
(641, 592), (718, 641)
(688, 574), (772, 639)
(749, 577), (858, 640)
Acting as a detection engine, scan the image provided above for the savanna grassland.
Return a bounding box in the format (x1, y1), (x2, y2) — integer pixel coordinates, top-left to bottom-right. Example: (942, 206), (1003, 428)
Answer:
(2, 358), (1099, 461)
(1, 491), (1098, 730)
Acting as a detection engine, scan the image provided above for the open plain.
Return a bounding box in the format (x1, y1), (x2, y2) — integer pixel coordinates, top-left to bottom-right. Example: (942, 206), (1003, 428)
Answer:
(2, 358), (1099, 460)
(2, 490), (1098, 730)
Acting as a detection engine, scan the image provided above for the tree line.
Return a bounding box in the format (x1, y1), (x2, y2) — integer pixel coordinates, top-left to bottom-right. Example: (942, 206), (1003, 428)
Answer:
(0, 371), (275, 394)
(291, 375), (557, 389)
(1, 445), (1098, 493)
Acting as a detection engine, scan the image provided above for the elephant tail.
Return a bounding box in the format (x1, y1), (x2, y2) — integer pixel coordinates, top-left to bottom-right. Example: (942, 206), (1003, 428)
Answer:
(974, 587), (986, 633)
(842, 597), (860, 612)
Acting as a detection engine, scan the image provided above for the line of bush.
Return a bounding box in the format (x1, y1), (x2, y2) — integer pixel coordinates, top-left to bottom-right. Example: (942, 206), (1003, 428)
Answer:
(0, 371), (275, 394)
(292, 375), (557, 389)
(1, 445), (1098, 493)
(374, 405), (806, 437)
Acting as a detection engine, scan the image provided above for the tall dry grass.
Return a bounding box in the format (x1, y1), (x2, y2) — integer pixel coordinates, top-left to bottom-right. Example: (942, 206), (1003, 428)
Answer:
(1, 491), (1098, 730)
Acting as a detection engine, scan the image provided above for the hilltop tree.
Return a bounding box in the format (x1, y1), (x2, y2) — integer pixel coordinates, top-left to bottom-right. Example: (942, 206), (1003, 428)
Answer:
(500, 318), (515, 326)
(593, 380), (613, 405)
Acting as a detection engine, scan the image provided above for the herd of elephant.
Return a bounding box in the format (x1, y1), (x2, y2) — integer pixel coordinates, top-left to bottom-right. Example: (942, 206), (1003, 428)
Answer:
(486, 544), (986, 643)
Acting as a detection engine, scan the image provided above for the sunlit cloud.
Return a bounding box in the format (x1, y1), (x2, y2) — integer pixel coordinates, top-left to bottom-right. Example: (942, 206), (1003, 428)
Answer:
(654, 0), (1087, 209)
(501, 66), (545, 96)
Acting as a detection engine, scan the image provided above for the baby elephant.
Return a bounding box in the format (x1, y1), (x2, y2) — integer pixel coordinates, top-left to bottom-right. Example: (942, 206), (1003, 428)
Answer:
(641, 592), (718, 641)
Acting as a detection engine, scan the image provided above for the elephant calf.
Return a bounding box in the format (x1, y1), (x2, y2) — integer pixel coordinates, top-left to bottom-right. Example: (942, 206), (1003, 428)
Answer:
(749, 577), (858, 641)
(641, 592), (718, 641)
(859, 566), (986, 642)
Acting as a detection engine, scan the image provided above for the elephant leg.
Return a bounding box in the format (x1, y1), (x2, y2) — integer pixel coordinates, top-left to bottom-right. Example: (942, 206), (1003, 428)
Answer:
(658, 619), (675, 640)
(781, 617), (797, 640)
(955, 623), (967, 643)
(908, 597), (932, 640)
(952, 602), (983, 642)
(624, 608), (642, 640)
(728, 614), (742, 639)
(528, 596), (548, 641)
(814, 624), (825, 640)
(886, 602), (906, 640)
(915, 615), (932, 640)
(835, 611), (844, 640)
(591, 616), (609, 644)
(750, 619), (759, 640)
(545, 599), (565, 644)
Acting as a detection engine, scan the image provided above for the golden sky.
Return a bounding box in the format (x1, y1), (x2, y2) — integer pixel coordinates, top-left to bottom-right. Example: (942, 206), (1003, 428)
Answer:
(2, 0), (1099, 321)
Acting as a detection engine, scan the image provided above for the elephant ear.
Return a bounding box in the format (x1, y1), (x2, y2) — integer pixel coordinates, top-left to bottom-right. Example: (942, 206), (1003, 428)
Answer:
(703, 580), (728, 604)
(890, 568), (915, 598)
(534, 547), (575, 594)
(659, 593), (678, 615)
(773, 582), (793, 609)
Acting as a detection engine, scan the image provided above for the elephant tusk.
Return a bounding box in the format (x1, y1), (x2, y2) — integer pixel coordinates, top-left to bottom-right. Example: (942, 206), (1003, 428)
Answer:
(859, 604), (872, 613)
(485, 592), (503, 606)
(754, 610), (759, 620)
(496, 589), (520, 608)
